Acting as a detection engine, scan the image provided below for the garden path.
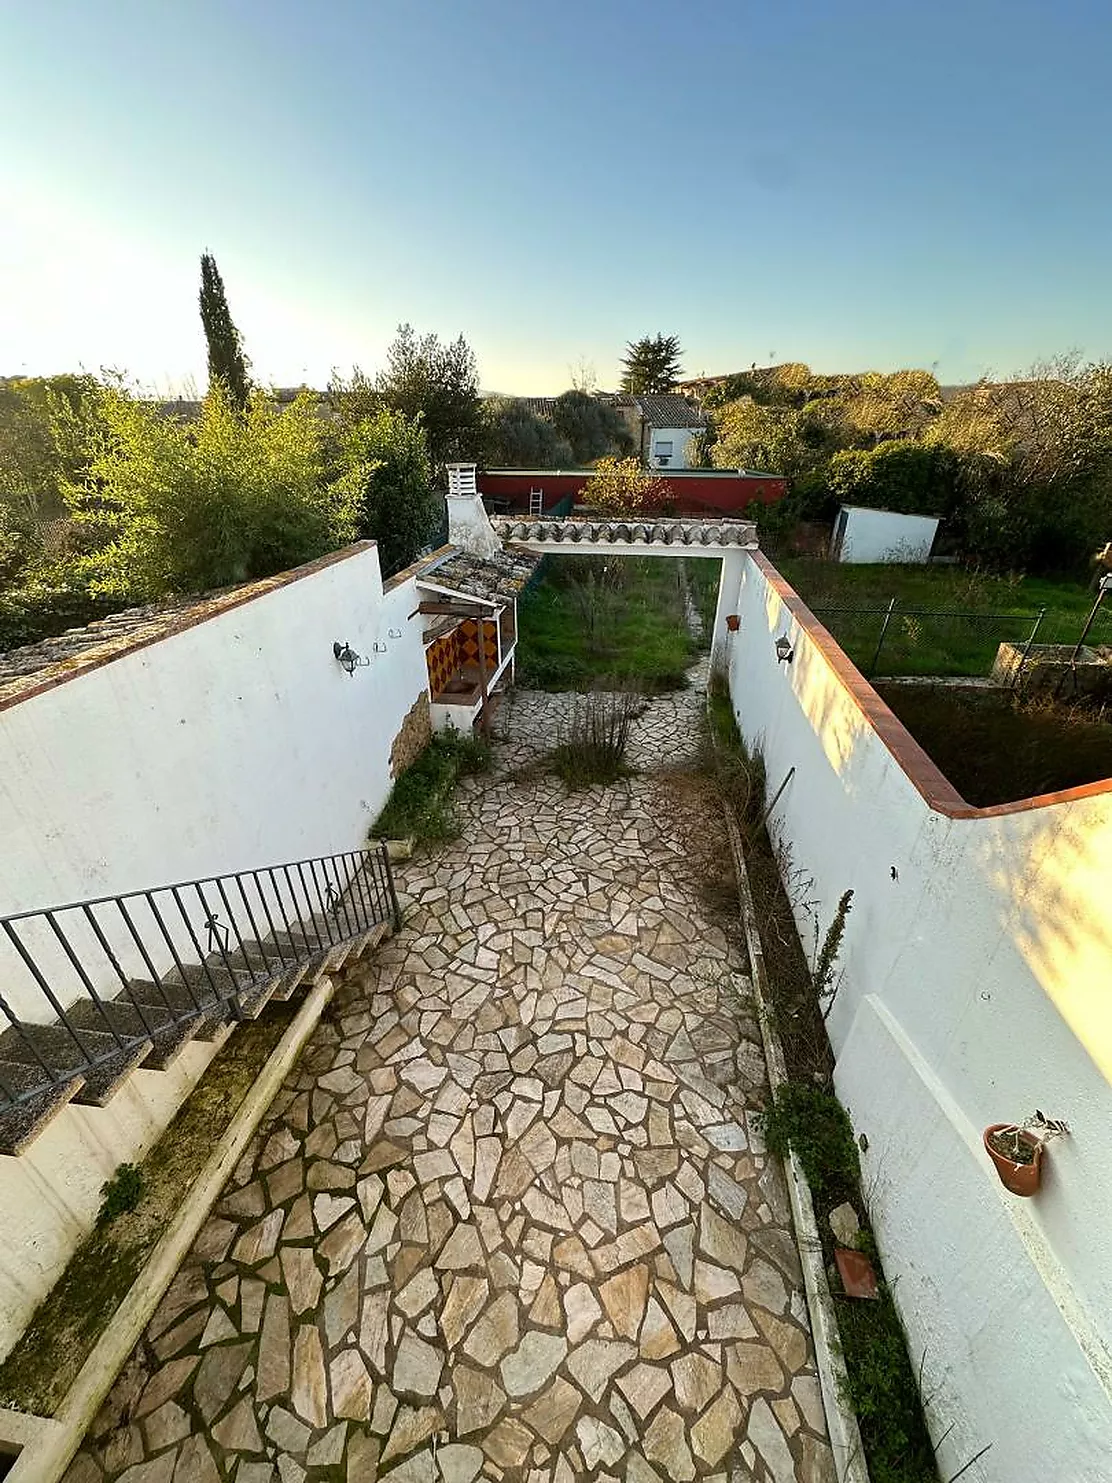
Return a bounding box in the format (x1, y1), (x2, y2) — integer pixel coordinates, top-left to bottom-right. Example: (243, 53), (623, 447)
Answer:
(65, 680), (832, 1483)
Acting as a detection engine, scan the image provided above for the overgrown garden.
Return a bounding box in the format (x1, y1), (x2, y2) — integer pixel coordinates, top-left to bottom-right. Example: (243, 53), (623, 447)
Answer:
(699, 358), (1112, 578)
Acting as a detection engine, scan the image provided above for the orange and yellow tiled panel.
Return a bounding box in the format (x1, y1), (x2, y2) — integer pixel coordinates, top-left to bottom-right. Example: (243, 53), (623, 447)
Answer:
(458, 618), (498, 673)
(425, 629), (461, 696)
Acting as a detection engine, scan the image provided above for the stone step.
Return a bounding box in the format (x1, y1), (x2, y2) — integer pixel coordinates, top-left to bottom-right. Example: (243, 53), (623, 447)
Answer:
(67, 997), (201, 1071)
(0, 1022), (153, 1106)
(0, 1061), (85, 1155)
(268, 961), (314, 1002)
(121, 981), (230, 1040)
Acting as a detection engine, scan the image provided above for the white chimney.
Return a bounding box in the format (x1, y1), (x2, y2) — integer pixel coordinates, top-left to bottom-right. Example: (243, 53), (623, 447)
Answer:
(445, 464), (502, 559)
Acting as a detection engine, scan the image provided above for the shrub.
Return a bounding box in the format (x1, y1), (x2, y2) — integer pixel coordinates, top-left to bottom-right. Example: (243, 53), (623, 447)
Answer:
(551, 690), (640, 787)
(759, 1081), (860, 1202)
(97, 1163), (143, 1225)
(370, 729), (490, 845)
(827, 440), (956, 518)
(66, 384), (356, 598)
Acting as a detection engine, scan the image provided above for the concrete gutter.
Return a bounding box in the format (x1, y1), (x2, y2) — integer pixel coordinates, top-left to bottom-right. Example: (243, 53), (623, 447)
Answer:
(1, 974), (337, 1483)
(722, 804), (870, 1483)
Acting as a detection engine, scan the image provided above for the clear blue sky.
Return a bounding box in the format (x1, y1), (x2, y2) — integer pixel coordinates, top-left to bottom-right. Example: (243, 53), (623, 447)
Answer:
(2, 0), (1111, 393)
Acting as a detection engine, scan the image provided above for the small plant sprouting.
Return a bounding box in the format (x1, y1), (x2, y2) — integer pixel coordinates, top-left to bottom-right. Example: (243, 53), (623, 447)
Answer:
(991, 1110), (1071, 1164)
(814, 888), (854, 1021)
(97, 1163), (143, 1226)
(551, 689), (641, 788)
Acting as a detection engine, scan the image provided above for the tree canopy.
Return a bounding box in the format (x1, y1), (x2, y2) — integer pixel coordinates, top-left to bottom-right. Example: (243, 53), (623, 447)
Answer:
(700, 356), (1112, 571)
(371, 324), (482, 467)
(483, 398), (574, 468)
(199, 253), (251, 412)
(65, 385), (355, 598)
(339, 408), (439, 575)
(583, 456), (672, 516)
(620, 335), (683, 395)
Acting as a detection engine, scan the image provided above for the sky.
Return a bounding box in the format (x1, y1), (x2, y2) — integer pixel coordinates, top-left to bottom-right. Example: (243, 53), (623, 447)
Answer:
(2, 0), (1112, 395)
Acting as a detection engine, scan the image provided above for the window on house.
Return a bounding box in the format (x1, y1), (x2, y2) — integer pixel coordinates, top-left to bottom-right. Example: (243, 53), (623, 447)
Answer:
(655, 439), (674, 455)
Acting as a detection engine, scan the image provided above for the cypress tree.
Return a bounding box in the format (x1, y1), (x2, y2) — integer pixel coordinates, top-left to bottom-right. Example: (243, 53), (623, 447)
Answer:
(199, 252), (251, 412)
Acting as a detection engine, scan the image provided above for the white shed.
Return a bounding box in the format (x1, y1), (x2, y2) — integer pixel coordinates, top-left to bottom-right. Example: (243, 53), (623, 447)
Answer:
(832, 505), (940, 564)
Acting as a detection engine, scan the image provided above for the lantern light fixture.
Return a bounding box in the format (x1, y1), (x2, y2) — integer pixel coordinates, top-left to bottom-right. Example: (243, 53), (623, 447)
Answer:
(333, 640), (369, 676)
(775, 634), (795, 665)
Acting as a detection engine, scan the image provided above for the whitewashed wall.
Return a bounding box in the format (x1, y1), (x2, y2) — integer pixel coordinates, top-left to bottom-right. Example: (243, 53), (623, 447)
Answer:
(725, 552), (1112, 1483)
(0, 543), (429, 1356)
(0, 545), (428, 1018)
(649, 425), (699, 470)
(835, 505), (940, 563)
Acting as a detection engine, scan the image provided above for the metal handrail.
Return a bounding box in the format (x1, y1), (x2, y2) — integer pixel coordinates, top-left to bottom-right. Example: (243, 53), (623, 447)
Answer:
(0, 845), (397, 1113)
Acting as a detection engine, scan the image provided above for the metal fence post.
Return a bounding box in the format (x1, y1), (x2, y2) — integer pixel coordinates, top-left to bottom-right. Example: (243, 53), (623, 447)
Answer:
(868, 598), (898, 677)
(1011, 607), (1046, 688)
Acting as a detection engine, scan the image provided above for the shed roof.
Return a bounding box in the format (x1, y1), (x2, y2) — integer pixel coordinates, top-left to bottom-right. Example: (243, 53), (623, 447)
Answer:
(416, 545), (539, 606)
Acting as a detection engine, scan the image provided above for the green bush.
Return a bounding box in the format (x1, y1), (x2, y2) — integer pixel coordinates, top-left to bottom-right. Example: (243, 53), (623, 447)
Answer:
(759, 1081), (860, 1202)
(97, 1163), (143, 1225)
(0, 581), (128, 651)
(370, 730), (490, 845)
(828, 440), (956, 518)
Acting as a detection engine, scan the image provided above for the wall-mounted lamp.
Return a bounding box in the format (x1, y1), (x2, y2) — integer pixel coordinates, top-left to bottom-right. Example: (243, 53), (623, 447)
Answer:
(775, 634), (795, 665)
(333, 640), (370, 676)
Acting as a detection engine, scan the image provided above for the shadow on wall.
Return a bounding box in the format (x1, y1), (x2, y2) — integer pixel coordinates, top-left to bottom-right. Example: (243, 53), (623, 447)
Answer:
(758, 569), (1112, 1091)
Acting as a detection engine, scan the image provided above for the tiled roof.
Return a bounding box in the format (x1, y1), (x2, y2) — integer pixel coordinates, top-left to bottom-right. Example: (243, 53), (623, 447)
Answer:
(0, 598), (205, 699)
(515, 397), (560, 419)
(0, 545), (376, 708)
(633, 395), (707, 429)
(417, 546), (540, 606)
(491, 517), (756, 549)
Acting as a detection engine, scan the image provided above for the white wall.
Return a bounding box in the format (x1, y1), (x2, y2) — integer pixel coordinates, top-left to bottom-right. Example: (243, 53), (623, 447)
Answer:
(649, 425), (698, 470)
(835, 505), (940, 563)
(0, 545), (428, 1019)
(725, 552), (1112, 1483)
(0, 544), (431, 1359)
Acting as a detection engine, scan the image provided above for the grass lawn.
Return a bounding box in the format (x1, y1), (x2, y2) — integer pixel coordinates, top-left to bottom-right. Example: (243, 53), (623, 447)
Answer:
(516, 556), (698, 691)
(778, 558), (1112, 677)
(684, 557), (723, 636)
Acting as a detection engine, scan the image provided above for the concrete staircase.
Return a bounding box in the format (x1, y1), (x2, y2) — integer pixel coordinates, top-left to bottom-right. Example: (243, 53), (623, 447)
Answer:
(0, 853), (397, 1156)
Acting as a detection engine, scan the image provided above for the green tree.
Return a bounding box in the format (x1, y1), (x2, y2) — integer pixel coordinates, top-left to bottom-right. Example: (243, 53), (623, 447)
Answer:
(550, 391), (632, 463)
(341, 408), (439, 574)
(583, 456), (672, 516)
(482, 398), (574, 468)
(373, 325), (482, 467)
(620, 335), (683, 394)
(65, 384), (353, 597)
(0, 374), (100, 527)
(199, 253), (251, 412)
(710, 398), (810, 475)
(827, 440), (956, 517)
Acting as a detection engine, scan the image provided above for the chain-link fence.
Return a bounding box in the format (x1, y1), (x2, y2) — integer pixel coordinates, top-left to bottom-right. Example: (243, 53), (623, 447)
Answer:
(808, 601), (1056, 678)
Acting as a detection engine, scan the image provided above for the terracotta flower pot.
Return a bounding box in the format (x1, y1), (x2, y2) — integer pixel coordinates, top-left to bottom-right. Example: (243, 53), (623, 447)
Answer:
(726, 614), (740, 632)
(984, 1123), (1043, 1196)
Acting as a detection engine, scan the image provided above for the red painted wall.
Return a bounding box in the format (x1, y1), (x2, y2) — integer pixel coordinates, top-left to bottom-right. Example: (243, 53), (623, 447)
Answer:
(477, 469), (786, 517)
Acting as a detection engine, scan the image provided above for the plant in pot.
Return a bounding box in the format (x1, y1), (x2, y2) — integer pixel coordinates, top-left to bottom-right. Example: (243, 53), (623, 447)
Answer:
(984, 1110), (1070, 1196)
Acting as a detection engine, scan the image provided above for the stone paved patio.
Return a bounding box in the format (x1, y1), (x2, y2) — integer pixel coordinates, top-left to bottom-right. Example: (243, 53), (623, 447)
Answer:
(64, 681), (833, 1483)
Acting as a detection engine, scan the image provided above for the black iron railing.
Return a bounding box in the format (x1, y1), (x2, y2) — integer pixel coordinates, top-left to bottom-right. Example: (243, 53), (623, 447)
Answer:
(0, 846), (398, 1115)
